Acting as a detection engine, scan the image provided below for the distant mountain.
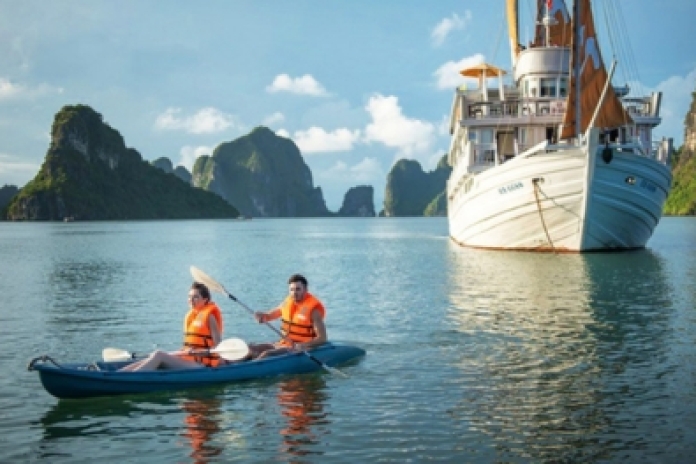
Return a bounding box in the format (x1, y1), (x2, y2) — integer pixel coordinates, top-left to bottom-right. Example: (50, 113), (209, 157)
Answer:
(152, 157), (192, 184)
(383, 155), (451, 216)
(4, 104), (239, 220)
(338, 185), (375, 217)
(193, 126), (331, 217)
(0, 184), (19, 216)
(664, 91), (696, 215)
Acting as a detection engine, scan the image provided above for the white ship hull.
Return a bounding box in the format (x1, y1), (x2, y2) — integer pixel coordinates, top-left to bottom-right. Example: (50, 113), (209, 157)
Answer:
(448, 134), (672, 252)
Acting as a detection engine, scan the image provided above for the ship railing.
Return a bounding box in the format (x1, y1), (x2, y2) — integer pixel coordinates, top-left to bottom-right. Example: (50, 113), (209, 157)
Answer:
(625, 104), (650, 117)
(610, 137), (672, 165)
(463, 98), (566, 120)
(652, 138), (674, 165)
(453, 141), (540, 172)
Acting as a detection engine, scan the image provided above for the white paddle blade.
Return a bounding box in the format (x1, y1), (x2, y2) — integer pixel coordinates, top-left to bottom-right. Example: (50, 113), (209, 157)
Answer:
(102, 347), (134, 362)
(190, 266), (226, 294)
(211, 338), (250, 361)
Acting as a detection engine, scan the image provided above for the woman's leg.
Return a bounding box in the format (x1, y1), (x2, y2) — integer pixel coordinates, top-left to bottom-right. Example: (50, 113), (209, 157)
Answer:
(119, 350), (204, 371)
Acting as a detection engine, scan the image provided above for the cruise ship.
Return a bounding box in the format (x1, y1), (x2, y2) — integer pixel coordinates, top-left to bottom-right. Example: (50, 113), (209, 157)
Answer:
(446, 0), (672, 252)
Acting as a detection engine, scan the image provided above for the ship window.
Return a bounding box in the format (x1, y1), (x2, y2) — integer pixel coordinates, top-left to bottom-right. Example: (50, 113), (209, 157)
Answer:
(540, 78), (556, 97)
(518, 128), (528, 144)
(468, 130), (477, 142)
(559, 78), (568, 97)
(480, 129), (494, 144)
(527, 78), (538, 98)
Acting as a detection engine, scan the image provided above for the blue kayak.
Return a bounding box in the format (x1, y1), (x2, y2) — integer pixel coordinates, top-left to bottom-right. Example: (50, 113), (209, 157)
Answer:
(28, 342), (365, 399)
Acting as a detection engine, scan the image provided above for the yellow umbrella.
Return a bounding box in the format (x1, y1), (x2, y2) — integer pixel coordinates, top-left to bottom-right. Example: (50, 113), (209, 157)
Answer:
(459, 63), (507, 102)
(459, 63), (507, 79)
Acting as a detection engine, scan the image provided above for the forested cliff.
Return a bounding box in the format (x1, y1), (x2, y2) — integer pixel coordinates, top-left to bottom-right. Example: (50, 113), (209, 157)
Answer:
(4, 105), (238, 220)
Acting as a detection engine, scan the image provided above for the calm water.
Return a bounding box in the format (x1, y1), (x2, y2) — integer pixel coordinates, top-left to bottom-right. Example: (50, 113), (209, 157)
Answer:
(1, 217), (695, 463)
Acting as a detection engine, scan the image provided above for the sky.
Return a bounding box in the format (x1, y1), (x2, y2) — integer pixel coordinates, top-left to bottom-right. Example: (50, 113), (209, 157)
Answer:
(1, 1), (695, 212)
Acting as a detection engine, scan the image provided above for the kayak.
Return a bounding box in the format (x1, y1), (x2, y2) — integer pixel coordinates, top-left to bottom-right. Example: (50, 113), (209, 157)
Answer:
(28, 342), (365, 399)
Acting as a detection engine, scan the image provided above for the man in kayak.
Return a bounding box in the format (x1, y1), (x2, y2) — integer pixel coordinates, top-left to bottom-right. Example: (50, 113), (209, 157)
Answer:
(250, 274), (327, 359)
(120, 282), (223, 371)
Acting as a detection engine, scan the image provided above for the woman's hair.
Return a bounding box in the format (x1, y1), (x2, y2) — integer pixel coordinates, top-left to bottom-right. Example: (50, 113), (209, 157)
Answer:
(191, 282), (211, 301)
(288, 274), (308, 287)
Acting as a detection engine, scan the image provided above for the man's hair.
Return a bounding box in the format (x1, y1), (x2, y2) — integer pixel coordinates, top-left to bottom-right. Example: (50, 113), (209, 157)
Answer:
(191, 282), (211, 300)
(288, 274), (308, 287)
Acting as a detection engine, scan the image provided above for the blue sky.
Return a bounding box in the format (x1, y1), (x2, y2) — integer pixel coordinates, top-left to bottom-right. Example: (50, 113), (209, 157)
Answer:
(1, 1), (694, 211)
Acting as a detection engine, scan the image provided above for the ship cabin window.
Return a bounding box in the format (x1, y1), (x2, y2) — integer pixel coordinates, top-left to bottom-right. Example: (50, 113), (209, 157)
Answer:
(523, 78), (539, 98)
(468, 129), (476, 142)
(559, 78), (568, 97)
(540, 78), (556, 97)
(480, 129), (494, 144)
(518, 128), (529, 145)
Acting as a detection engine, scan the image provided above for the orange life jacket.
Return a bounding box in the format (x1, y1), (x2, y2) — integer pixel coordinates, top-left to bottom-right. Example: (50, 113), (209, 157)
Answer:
(181, 302), (223, 367)
(279, 292), (325, 345)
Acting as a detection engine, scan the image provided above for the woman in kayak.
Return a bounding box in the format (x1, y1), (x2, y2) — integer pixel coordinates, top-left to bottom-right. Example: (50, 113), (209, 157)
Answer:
(120, 282), (223, 371)
(250, 274), (327, 359)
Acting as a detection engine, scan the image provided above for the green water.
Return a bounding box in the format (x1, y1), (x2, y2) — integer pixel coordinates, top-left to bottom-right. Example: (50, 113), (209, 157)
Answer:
(2, 217), (695, 462)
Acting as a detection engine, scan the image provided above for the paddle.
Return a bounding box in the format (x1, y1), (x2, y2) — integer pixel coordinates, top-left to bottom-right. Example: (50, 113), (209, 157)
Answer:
(190, 265), (348, 378)
(102, 337), (250, 363)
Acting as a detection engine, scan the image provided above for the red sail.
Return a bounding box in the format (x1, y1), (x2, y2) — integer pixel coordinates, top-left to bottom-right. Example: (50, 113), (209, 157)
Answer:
(560, 0), (632, 140)
(533, 0), (572, 47)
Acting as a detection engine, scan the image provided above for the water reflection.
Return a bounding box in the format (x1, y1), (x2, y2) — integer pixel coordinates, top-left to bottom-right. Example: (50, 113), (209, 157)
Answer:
(181, 398), (224, 463)
(444, 247), (672, 461)
(36, 391), (229, 462)
(276, 375), (330, 461)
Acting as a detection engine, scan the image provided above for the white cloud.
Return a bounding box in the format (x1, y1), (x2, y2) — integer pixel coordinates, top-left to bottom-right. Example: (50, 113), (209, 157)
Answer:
(154, 107), (235, 134)
(0, 77), (63, 100)
(433, 53), (486, 90)
(177, 145), (213, 171)
(0, 153), (40, 182)
(263, 112), (285, 126)
(291, 126), (361, 153)
(364, 94), (435, 156)
(431, 12), (471, 47)
(322, 157), (383, 184)
(266, 74), (328, 96)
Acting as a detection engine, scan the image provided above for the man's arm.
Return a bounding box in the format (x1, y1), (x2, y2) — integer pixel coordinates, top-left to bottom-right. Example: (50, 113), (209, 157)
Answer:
(208, 315), (222, 346)
(254, 307), (281, 323)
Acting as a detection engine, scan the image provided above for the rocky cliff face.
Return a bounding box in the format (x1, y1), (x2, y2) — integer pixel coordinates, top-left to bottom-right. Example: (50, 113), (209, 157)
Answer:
(192, 126), (330, 217)
(664, 91), (696, 215)
(338, 185), (375, 217)
(383, 155), (451, 216)
(4, 105), (238, 220)
(683, 93), (696, 160)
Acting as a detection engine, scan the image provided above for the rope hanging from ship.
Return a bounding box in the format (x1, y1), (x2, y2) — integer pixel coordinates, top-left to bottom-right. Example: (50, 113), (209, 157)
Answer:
(532, 178), (557, 254)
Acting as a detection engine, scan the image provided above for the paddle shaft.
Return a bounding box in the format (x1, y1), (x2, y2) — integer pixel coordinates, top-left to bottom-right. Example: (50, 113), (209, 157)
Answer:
(224, 292), (347, 377)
